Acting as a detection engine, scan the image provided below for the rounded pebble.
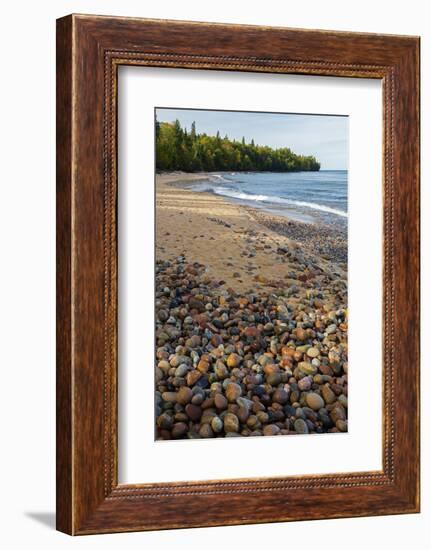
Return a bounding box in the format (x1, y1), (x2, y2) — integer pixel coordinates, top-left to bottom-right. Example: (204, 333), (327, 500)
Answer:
(306, 392), (325, 411)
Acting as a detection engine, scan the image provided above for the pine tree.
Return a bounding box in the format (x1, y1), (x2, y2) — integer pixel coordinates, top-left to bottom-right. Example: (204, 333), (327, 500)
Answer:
(155, 119), (320, 173)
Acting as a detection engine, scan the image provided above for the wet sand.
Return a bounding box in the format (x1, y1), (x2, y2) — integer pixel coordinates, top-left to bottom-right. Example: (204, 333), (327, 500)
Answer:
(156, 172), (347, 307)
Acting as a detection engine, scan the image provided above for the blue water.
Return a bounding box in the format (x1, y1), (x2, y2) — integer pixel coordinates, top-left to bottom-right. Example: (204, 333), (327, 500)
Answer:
(189, 171), (348, 227)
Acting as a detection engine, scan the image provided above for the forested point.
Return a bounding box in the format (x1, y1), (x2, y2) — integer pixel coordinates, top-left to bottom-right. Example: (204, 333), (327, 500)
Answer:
(155, 119), (320, 172)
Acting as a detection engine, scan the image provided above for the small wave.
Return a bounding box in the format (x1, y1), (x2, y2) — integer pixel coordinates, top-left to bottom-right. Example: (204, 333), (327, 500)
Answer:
(213, 187), (269, 202)
(191, 182), (220, 193)
(210, 174), (231, 183)
(190, 181), (347, 218)
(285, 199), (348, 218)
(211, 187), (348, 218)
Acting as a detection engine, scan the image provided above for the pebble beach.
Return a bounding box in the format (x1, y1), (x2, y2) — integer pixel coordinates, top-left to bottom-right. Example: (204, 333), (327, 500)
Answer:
(155, 172), (348, 440)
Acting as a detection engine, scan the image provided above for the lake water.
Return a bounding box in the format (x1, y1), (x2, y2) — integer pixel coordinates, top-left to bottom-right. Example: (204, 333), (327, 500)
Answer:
(188, 170), (348, 227)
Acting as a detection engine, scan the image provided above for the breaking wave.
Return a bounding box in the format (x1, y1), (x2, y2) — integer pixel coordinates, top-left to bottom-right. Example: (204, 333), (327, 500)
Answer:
(192, 181), (347, 218)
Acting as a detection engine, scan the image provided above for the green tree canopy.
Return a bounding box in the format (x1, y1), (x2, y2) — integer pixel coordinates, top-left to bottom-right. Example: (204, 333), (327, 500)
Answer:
(155, 119), (320, 172)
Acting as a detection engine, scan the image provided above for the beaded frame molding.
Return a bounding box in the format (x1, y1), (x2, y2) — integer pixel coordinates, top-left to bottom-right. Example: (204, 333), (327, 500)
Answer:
(56, 14), (420, 535)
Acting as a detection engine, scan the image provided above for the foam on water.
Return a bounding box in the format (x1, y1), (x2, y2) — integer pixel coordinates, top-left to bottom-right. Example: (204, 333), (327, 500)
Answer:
(192, 172), (348, 219)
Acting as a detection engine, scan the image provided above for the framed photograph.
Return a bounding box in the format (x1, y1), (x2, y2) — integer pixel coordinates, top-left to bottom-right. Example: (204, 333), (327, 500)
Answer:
(56, 14), (420, 534)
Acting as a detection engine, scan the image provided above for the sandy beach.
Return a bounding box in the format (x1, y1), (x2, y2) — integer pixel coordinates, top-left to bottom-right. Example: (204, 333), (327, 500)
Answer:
(155, 172), (348, 440)
(156, 172), (347, 304)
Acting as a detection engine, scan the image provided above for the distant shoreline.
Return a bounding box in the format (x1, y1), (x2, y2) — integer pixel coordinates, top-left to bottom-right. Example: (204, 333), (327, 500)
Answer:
(156, 172), (347, 267)
(157, 170), (347, 228)
(156, 119), (321, 172)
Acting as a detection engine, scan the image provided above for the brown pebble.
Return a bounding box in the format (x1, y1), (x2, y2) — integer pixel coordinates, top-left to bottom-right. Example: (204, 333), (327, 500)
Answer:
(186, 370), (202, 386)
(237, 405), (250, 423)
(171, 422), (188, 439)
(185, 403), (202, 422)
(225, 382), (242, 402)
(256, 411), (269, 424)
(227, 353), (241, 368)
(191, 393), (204, 405)
(319, 364), (333, 376)
(266, 372), (282, 386)
(189, 298), (205, 312)
(272, 388), (289, 405)
(214, 363), (229, 379)
(244, 326), (259, 338)
(199, 424), (214, 438)
(201, 409), (217, 423)
(306, 392), (325, 411)
(330, 405), (346, 423)
(263, 424), (281, 436)
(214, 393), (228, 410)
(197, 359), (210, 373)
(247, 415), (259, 428)
(158, 360), (170, 373)
(252, 400), (266, 413)
(263, 364), (280, 376)
(336, 419), (348, 432)
(294, 327), (307, 341)
(322, 384), (336, 404)
(201, 397), (215, 409)
(307, 347), (320, 358)
(161, 391), (177, 403)
(211, 334), (223, 346)
(176, 386), (193, 406)
(156, 412), (173, 429)
(224, 413), (240, 433)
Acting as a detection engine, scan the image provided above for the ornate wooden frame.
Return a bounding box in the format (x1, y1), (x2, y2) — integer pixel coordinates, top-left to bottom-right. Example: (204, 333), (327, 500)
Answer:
(56, 14), (420, 535)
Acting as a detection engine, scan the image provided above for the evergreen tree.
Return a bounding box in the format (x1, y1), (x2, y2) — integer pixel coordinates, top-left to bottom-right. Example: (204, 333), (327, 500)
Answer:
(155, 119), (320, 173)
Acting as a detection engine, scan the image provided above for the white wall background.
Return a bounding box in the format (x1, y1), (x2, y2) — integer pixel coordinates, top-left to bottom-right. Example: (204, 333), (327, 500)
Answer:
(0, 0), (427, 548)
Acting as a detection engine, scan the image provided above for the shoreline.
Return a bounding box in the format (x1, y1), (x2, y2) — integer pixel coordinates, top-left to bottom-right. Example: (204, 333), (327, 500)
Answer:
(157, 170), (347, 227)
(157, 172), (347, 269)
(155, 171), (348, 440)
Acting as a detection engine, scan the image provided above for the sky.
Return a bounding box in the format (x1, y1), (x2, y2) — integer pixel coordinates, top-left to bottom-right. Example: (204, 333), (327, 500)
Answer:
(155, 108), (349, 170)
